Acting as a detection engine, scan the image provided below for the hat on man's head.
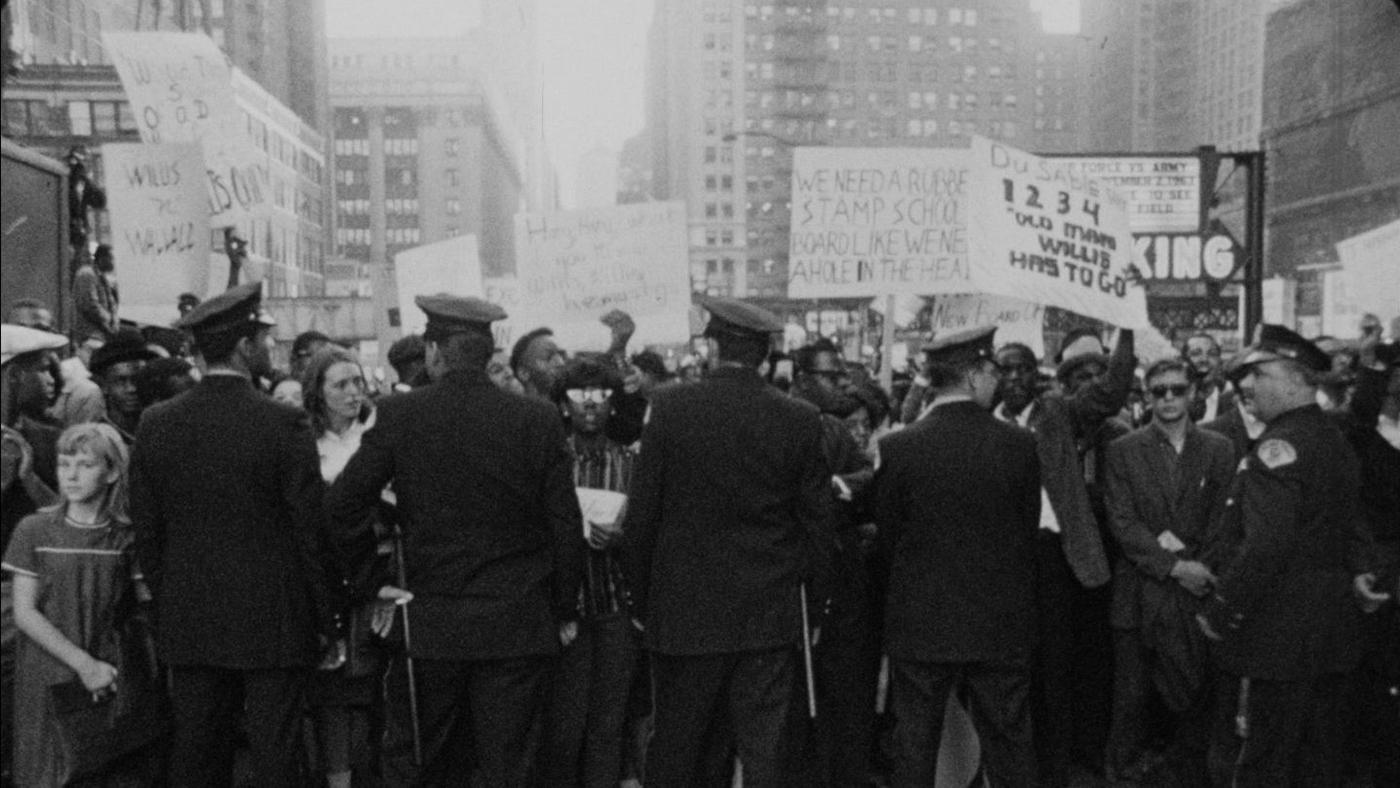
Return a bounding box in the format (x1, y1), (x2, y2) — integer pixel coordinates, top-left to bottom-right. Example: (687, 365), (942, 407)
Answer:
(698, 295), (783, 340)
(175, 281), (276, 336)
(89, 327), (159, 375)
(387, 333), (426, 368)
(415, 294), (506, 342)
(921, 325), (997, 367)
(1, 324), (68, 366)
(1235, 324), (1329, 375)
(1056, 352), (1110, 383)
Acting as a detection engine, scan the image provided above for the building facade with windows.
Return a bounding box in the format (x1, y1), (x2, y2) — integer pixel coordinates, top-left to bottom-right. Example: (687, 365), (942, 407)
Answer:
(2, 0), (332, 302)
(646, 0), (1090, 302)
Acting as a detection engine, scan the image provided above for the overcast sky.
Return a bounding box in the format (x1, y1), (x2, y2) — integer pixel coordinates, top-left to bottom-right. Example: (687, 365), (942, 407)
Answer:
(326, 0), (1078, 207)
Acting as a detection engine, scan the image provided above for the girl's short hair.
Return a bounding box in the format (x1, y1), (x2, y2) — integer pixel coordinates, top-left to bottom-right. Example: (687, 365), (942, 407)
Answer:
(53, 422), (130, 524)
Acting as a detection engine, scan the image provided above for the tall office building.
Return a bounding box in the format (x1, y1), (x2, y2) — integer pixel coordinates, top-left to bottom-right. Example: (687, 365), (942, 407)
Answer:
(645, 0), (1090, 301)
(1261, 0), (1400, 315)
(1082, 0), (1268, 153)
(2, 0), (332, 298)
(7, 0), (329, 133)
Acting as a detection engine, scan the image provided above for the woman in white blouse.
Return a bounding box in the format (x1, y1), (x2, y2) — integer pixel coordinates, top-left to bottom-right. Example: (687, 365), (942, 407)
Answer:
(301, 345), (378, 788)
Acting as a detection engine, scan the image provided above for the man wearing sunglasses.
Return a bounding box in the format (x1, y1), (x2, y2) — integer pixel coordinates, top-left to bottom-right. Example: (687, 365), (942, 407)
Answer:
(1197, 325), (1387, 787)
(1102, 358), (1236, 784)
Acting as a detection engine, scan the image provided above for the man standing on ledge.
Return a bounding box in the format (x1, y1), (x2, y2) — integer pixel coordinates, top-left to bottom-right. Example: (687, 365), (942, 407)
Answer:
(327, 294), (584, 787)
(623, 296), (833, 786)
(1198, 325), (1387, 787)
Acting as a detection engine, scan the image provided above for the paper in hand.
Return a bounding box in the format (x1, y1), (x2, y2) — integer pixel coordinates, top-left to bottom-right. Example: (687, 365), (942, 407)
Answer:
(576, 487), (628, 538)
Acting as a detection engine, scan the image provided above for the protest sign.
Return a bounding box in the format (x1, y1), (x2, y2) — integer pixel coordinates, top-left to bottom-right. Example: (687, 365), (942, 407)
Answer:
(514, 201), (691, 346)
(788, 147), (971, 298)
(103, 32), (269, 228)
(394, 235), (483, 336)
(1334, 219), (1400, 330)
(102, 143), (211, 326)
(967, 136), (1151, 329)
(927, 294), (1045, 359)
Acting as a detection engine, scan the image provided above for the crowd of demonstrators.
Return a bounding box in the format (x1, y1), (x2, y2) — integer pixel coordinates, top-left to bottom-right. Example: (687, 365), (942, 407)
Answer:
(0, 277), (1397, 788)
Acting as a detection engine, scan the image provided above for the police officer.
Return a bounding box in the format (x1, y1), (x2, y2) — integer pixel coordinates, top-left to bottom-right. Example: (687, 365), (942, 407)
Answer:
(1197, 325), (1385, 787)
(129, 281), (335, 786)
(326, 294), (585, 787)
(622, 296), (834, 786)
(875, 326), (1041, 787)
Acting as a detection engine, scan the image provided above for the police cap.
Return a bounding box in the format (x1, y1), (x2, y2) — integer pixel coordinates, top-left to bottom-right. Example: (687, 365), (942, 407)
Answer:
(698, 295), (783, 340)
(175, 281), (276, 336)
(920, 325), (997, 367)
(0, 324), (67, 366)
(1235, 324), (1329, 375)
(414, 294), (506, 342)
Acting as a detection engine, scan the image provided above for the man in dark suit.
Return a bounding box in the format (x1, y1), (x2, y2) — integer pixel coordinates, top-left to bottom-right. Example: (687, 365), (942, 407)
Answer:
(129, 282), (334, 786)
(993, 330), (1134, 786)
(1103, 358), (1236, 784)
(876, 326), (1041, 787)
(1198, 325), (1386, 787)
(326, 294), (585, 787)
(622, 296), (833, 786)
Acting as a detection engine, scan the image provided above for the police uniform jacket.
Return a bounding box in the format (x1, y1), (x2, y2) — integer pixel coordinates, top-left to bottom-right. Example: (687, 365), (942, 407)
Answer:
(621, 365), (834, 656)
(876, 399), (1041, 662)
(1200, 404), (1371, 680)
(129, 374), (332, 669)
(1201, 405), (1255, 461)
(326, 367), (584, 661)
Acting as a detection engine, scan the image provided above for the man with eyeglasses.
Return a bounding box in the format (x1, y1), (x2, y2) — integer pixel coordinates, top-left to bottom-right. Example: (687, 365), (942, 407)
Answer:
(1196, 325), (1387, 787)
(1102, 358), (1236, 784)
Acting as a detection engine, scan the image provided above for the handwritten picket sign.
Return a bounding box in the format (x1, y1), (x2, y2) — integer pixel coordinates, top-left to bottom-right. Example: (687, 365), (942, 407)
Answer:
(966, 136), (1150, 329)
(394, 235), (483, 337)
(102, 143), (211, 326)
(513, 201), (692, 346)
(788, 147), (971, 299)
(103, 32), (269, 228)
(928, 294), (1045, 359)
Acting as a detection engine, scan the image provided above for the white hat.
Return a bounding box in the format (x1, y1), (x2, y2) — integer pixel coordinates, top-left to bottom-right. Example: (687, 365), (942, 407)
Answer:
(1, 324), (68, 366)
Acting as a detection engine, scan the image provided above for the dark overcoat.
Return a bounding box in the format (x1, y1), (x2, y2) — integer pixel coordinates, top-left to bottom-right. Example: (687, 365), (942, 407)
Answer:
(129, 374), (331, 668)
(621, 365), (834, 656)
(876, 399), (1041, 663)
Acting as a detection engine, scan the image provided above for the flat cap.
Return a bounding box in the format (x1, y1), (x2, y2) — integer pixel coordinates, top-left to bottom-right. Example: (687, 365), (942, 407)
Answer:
(175, 281), (276, 335)
(89, 327), (160, 374)
(1235, 324), (1329, 374)
(1, 324), (68, 366)
(921, 325), (997, 366)
(414, 294), (506, 340)
(698, 295), (784, 339)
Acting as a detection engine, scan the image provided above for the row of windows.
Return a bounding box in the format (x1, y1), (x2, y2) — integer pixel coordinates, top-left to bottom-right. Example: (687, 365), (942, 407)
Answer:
(331, 52), (462, 69)
(386, 228), (422, 245)
(335, 138), (370, 156)
(704, 174), (735, 192)
(746, 89), (1020, 112)
(386, 198), (419, 215)
(384, 138), (418, 156)
(746, 5), (983, 27)
(2, 100), (138, 138)
(743, 58), (1016, 88)
(337, 228), (372, 246)
(704, 202), (736, 220)
(336, 168), (365, 186)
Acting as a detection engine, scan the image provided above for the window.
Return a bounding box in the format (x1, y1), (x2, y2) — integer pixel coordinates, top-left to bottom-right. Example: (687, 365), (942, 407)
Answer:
(446, 169), (460, 186)
(445, 138), (459, 156)
(92, 101), (117, 135)
(446, 198), (461, 215)
(68, 101), (92, 136)
(909, 35), (922, 52)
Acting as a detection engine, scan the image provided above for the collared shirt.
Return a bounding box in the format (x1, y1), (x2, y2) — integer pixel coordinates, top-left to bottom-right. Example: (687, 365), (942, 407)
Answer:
(318, 409), (376, 483)
(1378, 413), (1400, 451)
(1202, 385), (1221, 423)
(995, 400), (1061, 533)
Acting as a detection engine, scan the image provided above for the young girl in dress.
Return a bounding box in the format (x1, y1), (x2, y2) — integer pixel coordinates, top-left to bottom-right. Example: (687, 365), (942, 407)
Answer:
(2, 423), (142, 786)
